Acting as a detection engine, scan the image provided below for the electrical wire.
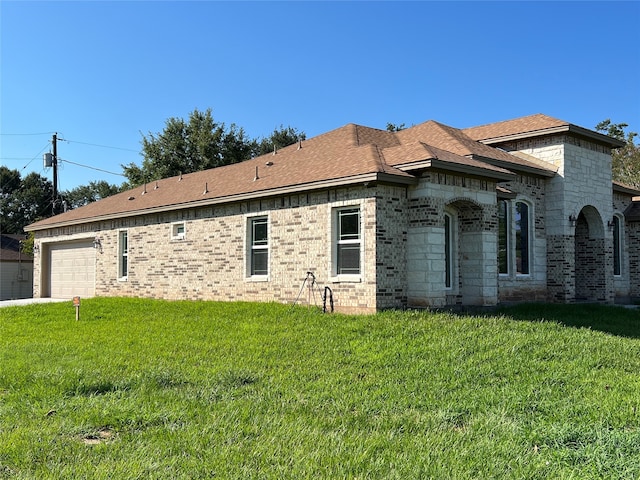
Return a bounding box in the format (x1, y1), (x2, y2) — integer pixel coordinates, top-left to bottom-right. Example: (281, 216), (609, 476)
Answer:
(58, 158), (126, 177)
(63, 138), (139, 153)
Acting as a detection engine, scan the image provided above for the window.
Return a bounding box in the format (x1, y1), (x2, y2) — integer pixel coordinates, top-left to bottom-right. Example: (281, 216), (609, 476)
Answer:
(250, 217), (268, 276)
(498, 200), (509, 274)
(171, 222), (186, 240)
(118, 231), (128, 279)
(613, 216), (622, 276)
(515, 201), (530, 275)
(444, 213), (453, 288)
(336, 207), (361, 276)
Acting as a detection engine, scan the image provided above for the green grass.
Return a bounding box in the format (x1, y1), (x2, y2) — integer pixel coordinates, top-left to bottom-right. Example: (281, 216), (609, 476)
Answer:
(1, 299), (639, 479)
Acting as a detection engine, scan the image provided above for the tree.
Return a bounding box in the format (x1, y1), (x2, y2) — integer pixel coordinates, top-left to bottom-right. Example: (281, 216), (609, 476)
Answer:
(596, 119), (640, 188)
(0, 166), (55, 234)
(253, 125), (306, 156)
(123, 108), (254, 186)
(386, 123), (406, 132)
(123, 109), (305, 186)
(63, 181), (123, 209)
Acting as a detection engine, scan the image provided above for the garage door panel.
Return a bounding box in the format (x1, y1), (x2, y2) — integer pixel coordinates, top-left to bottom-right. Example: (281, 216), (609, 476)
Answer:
(49, 241), (96, 298)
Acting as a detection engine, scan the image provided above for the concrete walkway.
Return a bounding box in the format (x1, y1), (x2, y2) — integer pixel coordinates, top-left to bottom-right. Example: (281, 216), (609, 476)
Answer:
(0, 298), (68, 308)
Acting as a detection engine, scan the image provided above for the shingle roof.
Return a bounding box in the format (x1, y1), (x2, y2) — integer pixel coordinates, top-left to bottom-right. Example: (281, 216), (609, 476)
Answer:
(395, 120), (556, 176)
(0, 234), (33, 262)
(27, 115), (591, 231)
(463, 113), (625, 148)
(463, 113), (569, 142)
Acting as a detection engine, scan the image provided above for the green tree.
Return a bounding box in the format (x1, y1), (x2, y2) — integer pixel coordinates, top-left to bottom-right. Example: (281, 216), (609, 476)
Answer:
(123, 108), (254, 186)
(253, 125), (306, 156)
(0, 166), (55, 234)
(123, 109), (305, 186)
(596, 119), (640, 188)
(386, 122), (406, 132)
(63, 180), (123, 209)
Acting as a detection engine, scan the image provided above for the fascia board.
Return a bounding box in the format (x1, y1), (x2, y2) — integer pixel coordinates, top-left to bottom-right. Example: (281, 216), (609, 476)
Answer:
(395, 159), (515, 181)
(477, 125), (625, 148)
(25, 172), (416, 232)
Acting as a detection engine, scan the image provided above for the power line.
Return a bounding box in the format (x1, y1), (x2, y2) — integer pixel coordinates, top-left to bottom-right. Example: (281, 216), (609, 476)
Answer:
(0, 132), (57, 136)
(59, 158), (126, 177)
(63, 138), (139, 153)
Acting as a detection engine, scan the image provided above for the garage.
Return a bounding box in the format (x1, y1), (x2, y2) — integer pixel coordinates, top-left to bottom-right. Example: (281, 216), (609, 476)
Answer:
(47, 241), (96, 298)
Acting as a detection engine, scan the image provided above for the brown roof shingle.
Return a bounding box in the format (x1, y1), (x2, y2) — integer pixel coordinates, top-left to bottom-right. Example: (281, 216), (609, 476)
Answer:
(27, 115), (582, 231)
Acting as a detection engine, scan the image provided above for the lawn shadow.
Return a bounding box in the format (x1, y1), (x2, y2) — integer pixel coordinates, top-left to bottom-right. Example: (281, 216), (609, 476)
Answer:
(495, 303), (640, 339)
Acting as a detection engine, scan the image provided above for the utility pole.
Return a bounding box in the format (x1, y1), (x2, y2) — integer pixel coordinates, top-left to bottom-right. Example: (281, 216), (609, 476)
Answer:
(52, 133), (59, 215)
(44, 133), (60, 215)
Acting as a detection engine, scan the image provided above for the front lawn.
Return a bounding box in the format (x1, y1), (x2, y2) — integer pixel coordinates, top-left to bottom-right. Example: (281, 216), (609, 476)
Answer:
(1, 298), (639, 479)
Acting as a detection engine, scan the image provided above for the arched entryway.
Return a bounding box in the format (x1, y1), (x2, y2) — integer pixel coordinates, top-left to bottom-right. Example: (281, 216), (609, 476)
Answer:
(574, 205), (610, 302)
(445, 199), (496, 306)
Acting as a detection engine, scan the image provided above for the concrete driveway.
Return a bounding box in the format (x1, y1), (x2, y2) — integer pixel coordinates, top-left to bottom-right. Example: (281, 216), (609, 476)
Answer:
(0, 298), (68, 308)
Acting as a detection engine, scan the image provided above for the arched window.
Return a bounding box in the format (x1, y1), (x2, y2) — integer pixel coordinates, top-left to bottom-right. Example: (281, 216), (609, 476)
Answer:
(515, 201), (530, 275)
(613, 216), (622, 276)
(498, 200), (509, 274)
(445, 213), (452, 288)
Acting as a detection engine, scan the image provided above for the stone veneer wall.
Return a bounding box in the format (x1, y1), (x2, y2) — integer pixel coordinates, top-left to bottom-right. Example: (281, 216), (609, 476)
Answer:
(500, 134), (615, 303)
(34, 185), (404, 313)
(406, 171), (498, 307)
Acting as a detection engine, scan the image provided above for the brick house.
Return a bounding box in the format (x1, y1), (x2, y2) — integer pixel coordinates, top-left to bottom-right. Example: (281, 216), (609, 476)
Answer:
(25, 114), (640, 312)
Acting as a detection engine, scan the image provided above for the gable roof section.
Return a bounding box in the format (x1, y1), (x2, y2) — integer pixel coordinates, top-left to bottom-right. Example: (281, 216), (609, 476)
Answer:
(463, 113), (625, 148)
(395, 120), (556, 177)
(382, 142), (514, 180)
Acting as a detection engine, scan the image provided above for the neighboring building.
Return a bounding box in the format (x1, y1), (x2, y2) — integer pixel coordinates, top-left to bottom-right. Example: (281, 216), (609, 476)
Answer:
(0, 234), (34, 301)
(25, 114), (640, 312)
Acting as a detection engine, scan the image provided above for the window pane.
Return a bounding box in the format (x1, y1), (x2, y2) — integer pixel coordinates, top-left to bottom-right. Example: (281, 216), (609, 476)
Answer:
(338, 244), (360, 274)
(515, 202), (529, 274)
(339, 209), (359, 241)
(119, 232), (128, 277)
(121, 255), (128, 277)
(252, 218), (267, 245)
(445, 214), (451, 288)
(251, 249), (268, 276)
(613, 216), (621, 276)
(498, 200), (508, 274)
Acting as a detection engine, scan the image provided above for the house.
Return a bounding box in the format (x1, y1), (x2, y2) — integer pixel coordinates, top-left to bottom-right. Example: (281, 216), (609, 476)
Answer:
(0, 234), (34, 301)
(25, 114), (640, 312)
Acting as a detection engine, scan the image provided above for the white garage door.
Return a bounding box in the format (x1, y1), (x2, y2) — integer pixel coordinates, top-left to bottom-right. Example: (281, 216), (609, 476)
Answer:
(49, 241), (96, 298)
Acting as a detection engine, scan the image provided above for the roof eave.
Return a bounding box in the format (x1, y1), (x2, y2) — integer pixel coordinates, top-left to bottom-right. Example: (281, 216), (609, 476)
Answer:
(477, 125), (625, 148)
(613, 182), (640, 196)
(471, 155), (556, 178)
(395, 159), (515, 182)
(25, 171), (416, 232)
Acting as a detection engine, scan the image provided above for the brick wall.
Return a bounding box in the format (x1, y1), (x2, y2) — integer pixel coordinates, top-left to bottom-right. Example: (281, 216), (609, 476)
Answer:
(34, 185), (419, 313)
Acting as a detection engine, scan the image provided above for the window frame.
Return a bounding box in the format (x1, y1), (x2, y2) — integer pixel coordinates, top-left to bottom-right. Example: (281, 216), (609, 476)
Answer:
(118, 230), (128, 281)
(498, 199), (510, 275)
(246, 215), (269, 280)
(171, 221), (186, 240)
(613, 215), (622, 277)
(330, 204), (363, 281)
(514, 201), (531, 276)
(444, 212), (453, 289)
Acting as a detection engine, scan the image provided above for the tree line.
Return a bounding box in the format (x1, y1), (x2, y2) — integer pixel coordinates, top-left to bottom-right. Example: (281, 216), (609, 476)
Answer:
(2, 110), (638, 239)
(1, 108), (304, 235)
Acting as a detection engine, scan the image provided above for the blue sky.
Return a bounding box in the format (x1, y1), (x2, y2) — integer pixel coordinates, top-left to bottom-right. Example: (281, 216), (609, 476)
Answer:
(2, 1), (639, 192)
